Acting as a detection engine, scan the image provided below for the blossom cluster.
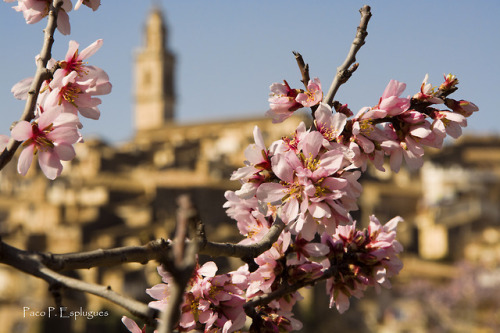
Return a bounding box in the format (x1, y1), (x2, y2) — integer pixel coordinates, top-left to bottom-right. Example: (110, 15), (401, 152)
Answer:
(266, 78), (323, 123)
(268, 75), (478, 173)
(1, 1), (110, 179)
(134, 262), (249, 333)
(323, 215), (403, 313)
(121, 73), (477, 332)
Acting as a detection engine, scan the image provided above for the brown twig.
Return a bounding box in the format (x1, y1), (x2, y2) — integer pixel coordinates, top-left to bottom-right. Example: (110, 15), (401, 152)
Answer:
(293, 51), (310, 89)
(323, 5), (372, 106)
(42, 239), (172, 271)
(157, 195), (200, 333)
(200, 216), (285, 262)
(40, 216), (285, 271)
(0, 0), (62, 171)
(0, 240), (158, 325)
(244, 265), (337, 311)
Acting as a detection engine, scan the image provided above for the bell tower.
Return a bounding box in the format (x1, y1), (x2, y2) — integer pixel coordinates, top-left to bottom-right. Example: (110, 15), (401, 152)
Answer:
(134, 7), (175, 132)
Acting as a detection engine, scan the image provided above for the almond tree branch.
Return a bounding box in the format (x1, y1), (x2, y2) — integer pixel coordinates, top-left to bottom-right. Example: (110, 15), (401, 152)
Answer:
(39, 268), (158, 326)
(0, 0), (62, 171)
(323, 5), (372, 106)
(157, 195), (200, 333)
(39, 216), (285, 271)
(0, 214), (285, 329)
(293, 51), (310, 89)
(0, 239), (158, 326)
(244, 266), (338, 311)
(41, 239), (173, 271)
(199, 216), (285, 262)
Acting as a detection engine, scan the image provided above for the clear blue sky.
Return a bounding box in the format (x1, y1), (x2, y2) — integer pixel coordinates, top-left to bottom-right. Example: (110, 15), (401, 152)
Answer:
(1, 1), (498, 144)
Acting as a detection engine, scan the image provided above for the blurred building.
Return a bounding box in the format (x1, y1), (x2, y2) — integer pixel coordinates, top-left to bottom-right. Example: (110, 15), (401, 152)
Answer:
(0, 6), (499, 333)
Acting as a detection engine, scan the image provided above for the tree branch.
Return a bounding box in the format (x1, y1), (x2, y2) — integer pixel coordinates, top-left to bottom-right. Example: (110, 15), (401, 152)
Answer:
(41, 239), (172, 271)
(39, 268), (158, 326)
(0, 0), (62, 171)
(0, 213), (285, 330)
(323, 5), (372, 106)
(293, 51), (310, 89)
(157, 195), (199, 333)
(39, 216), (285, 271)
(0, 240), (158, 326)
(244, 266), (337, 311)
(200, 216), (285, 262)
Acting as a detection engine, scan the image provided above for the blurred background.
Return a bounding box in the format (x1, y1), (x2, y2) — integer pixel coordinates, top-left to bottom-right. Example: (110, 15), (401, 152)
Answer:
(0, 1), (499, 332)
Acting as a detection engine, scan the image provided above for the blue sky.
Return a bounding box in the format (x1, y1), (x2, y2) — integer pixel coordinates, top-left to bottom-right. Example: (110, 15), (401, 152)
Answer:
(1, 1), (499, 144)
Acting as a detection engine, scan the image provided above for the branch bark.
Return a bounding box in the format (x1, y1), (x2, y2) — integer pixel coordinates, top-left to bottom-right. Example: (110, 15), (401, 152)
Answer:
(293, 51), (310, 89)
(199, 216), (285, 262)
(323, 5), (372, 106)
(0, 215), (285, 328)
(39, 216), (285, 271)
(244, 266), (337, 311)
(0, 240), (158, 326)
(157, 195), (199, 333)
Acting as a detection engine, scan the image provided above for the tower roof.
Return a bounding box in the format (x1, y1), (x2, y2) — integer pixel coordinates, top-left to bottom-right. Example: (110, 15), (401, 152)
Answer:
(144, 6), (167, 50)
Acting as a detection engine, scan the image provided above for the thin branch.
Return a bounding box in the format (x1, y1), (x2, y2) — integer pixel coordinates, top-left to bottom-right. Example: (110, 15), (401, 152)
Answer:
(0, 214), (285, 328)
(0, 204), (287, 332)
(157, 278), (184, 333)
(323, 5), (372, 106)
(293, 51), (310, 89)
(157, 195), (200, 333)
(0, 240), (158, 326)
(41, 216), (285, 271)
(244, 266), (337, 311)
(41, 239), (172, 271)
(39, 268), (158, 325)
(0, 0), (62, 171)
(199, 216), (285, 262)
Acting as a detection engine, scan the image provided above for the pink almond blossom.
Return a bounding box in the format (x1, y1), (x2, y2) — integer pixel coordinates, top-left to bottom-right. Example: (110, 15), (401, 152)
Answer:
(74, 0), (100, 11)
(265, 80), (303, 123)
(11, 109), (81, 179)
(323, 215), (403, 313)
(314, 102), (347, 141)
(45, 70), (103, 119)
(445, 98), (479, 117)
(121, 316), (147, 333)
(380, 135), (424, 172)
(439, 73), (459, 91)
(295, 78), (323, 108)
(59, 39), (104, 78)
(257, 130), (351, 239)
(0, 135), (9, 151)
(286, 236), (329, 266)
(230, 126), (273, 198)
(10, 0), (73, 35)
(431, 109), (467, 139)
(413, 74), (444, 104)
(148, 261), (248, 333)
(247, 246), (283, 297)
(371, 79), (411, 117)
(223, 191), (272, 244)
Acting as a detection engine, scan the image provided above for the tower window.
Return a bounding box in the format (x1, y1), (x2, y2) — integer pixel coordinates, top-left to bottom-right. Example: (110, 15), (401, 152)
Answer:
(142, 70), (151, 87)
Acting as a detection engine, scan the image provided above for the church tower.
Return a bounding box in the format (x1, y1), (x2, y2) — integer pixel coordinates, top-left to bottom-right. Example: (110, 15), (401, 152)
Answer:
(134, 7), (176, 132)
